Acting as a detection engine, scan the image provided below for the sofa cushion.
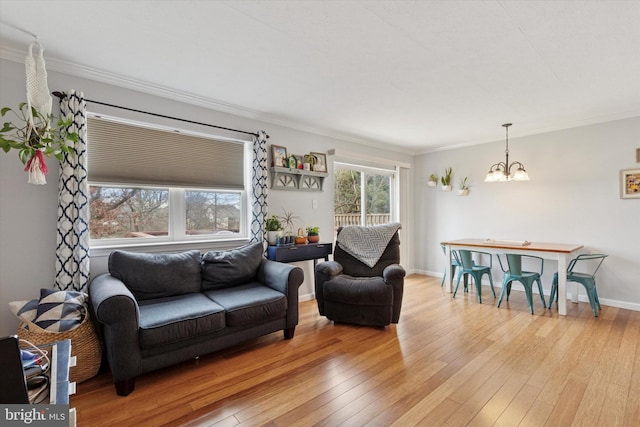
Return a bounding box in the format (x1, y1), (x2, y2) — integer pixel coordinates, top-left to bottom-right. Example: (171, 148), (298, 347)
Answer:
(201, 242), (263, 291)
(138, 293), (225, 349)
(204, 282), (286, 326)
(109, 250), (202, 301)
(322, 275), (392, 305)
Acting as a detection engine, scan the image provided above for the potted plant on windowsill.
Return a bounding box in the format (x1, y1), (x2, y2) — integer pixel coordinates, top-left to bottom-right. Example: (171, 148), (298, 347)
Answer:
(441, 167), (453, 191)
(265, 215), (283, 245)
(306, 226), (320, 243)
(1, 103), (78, 184)
(457, 177), (470, 196)
(428, 173), (438, 187)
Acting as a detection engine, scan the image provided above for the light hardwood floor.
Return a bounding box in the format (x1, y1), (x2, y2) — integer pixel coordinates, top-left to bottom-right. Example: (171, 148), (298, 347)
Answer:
(72, 275), (640, 426)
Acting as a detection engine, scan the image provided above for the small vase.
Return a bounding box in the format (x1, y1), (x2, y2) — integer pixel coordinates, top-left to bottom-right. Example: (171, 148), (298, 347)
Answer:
(307, 235), (320, 243)
(457, 189), (470, 196)
(441, 185), (452, 192)
(427, 181), (437, 187)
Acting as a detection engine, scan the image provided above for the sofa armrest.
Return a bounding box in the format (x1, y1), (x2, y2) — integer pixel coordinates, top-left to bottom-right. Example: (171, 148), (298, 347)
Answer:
(383, 264), (405, 283)
(314, 261), (344, 315)
(383, 264), (406, 323)
(257, 259), (304, 329)
(89, 273), (142, 382)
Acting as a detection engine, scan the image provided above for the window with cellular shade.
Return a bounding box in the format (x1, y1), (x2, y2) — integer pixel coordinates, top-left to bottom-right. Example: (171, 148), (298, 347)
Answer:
(86, 116), (245, 189)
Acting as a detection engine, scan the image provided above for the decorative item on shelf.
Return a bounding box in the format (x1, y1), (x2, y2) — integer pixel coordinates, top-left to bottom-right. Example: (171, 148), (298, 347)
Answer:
(286, 155), (298, 169)
(428, 173), (438, 187)
(303, 153), (317, 171)
(311, 152), (327, 172)
(306, 226), (320, 243)
(295, 228), (307, 244)
(293, 154), (304, 169)
(457, 177), (470, 196)
(270, 144), (288, 167)
(440, 167), (453, 191)
(484, 123), (530, 182)
(265, 215), (283, 245)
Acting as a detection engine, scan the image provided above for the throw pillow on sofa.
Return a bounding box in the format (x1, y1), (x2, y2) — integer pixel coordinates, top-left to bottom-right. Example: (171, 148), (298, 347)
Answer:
(202, 242), (263, 290)
(109, 250), (202, 300)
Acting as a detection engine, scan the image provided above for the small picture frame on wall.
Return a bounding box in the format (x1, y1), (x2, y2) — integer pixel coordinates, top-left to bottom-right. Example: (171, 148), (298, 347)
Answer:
(620, 168), (640, 199)
(271, 145), (287, 167)
(311, 152), (327, 172)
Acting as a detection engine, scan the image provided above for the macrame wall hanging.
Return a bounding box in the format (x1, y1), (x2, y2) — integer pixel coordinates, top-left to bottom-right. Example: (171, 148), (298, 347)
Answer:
(24, 40), (53, 185)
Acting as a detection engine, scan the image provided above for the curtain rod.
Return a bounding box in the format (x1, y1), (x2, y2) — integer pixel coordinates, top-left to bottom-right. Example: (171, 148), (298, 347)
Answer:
(52, 91), (268, 139)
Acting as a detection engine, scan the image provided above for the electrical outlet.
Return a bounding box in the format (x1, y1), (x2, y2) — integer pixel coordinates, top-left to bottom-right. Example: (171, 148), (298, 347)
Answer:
(312, 199), (318, 209)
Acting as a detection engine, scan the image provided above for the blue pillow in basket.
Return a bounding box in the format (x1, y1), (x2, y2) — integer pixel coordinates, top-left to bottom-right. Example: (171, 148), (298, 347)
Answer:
(32, 289), (88, 332)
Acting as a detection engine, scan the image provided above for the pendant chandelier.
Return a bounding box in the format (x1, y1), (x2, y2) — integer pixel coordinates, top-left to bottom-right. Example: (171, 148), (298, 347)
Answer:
(484, 123), (530, 182)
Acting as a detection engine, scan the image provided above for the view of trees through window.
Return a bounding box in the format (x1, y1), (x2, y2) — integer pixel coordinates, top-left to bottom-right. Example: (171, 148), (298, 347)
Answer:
(90, 186), (241, 240)
(185, 191), (241, 235)
(334, 166), (392, 227)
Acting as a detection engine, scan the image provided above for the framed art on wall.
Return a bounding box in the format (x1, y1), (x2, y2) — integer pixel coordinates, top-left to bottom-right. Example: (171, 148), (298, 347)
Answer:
(620, 168), (640, 199)
(271, 145), (287, 167)
(311, 152), (327, 172)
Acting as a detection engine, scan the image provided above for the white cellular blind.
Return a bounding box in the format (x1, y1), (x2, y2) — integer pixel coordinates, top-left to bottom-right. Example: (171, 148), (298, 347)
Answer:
(87, 117), (245, 189)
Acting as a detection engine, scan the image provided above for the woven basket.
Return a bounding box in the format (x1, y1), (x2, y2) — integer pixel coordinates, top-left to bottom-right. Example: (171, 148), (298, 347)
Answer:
(18, 314), (102, 383)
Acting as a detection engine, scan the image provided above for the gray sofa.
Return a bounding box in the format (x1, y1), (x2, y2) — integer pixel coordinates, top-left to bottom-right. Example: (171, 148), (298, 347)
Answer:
(89, 242), (304, 396)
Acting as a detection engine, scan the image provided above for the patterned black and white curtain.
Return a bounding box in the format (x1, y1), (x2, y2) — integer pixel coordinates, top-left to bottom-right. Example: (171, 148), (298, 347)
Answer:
(55, 90), (90, 291)
(250, 130), (268, 244)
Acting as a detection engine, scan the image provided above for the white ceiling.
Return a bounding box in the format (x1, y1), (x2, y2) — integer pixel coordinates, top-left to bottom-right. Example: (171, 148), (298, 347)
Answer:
(1, 0), (639, 154)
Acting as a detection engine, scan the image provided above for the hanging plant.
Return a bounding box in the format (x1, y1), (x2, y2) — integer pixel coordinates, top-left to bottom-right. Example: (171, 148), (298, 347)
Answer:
(0, 102), (78, 183)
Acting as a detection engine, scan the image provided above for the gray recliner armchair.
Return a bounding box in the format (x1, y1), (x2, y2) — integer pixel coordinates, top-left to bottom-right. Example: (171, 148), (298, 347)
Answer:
(314, 224), (405, 327)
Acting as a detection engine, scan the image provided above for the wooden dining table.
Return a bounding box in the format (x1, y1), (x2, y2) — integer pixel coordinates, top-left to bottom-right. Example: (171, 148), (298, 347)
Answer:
(441, 238), (584, 316)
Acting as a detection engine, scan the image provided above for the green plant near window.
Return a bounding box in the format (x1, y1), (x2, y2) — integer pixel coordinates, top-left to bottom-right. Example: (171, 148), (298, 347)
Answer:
(265, 215), (283, 231)
(0, 103), (78, 163)
(429, 173), (438, 183)
(306, 226), (319, 236)
(441, 167), (453, 186)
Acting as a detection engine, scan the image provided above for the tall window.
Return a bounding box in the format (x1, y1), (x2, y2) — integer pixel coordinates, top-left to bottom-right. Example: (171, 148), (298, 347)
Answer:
(334, 162), (396, 228)
(87, 115), (248, 246)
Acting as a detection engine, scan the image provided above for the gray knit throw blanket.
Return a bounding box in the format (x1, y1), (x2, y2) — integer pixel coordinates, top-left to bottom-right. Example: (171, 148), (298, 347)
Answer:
(337, 223), (401, 268)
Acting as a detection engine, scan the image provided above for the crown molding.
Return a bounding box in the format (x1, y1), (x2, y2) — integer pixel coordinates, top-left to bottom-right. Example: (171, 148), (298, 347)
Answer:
(0, 45), (417, 155)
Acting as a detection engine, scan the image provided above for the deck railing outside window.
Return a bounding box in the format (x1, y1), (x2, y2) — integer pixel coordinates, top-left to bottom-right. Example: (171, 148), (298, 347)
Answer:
(334, 213), (390, 227)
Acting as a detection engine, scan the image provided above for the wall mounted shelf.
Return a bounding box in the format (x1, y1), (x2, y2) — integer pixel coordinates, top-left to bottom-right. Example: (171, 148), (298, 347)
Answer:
(269, 167), (328, 191)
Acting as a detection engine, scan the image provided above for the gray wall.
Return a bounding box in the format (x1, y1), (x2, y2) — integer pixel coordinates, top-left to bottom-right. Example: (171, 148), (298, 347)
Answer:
(0, 58), (413, 335)
(414, 117), (640, 310)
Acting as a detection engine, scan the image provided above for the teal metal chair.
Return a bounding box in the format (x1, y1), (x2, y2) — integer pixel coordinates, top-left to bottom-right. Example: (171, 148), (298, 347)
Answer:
(497, 254), (546, 314)
(453, 250), (496, 303)
(440, 244), (461, 287)
(549, 254), (608, 317)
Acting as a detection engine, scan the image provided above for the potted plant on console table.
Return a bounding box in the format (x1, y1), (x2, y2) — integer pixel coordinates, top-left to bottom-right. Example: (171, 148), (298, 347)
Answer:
(306, 226), (320, 243)
(265, 215), (283, 245)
